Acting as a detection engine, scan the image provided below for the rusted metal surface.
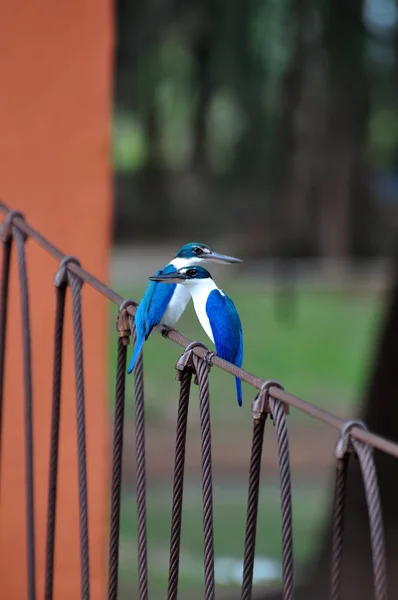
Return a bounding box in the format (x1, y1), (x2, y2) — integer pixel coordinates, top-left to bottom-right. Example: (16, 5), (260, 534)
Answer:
(241, 394), (267, 600)
(68, 268), (91, 600)
(193, 353), (215, 600)
(330, 421), (387, 600)
(0, 234), (11, 480)
(242, 383), (293, 600)
(131, 322), (148, 600)
(45, 282), (67, 600)
(0, 202), (396, 600)
(14, 222), (36, 600)
(330, 454), (349, 600)
(270, 396), (294, 600)
(108, 338), (128, 600)
(352, 439), (387, 600)
(167, 367), (192, 600)
(107, 300), (136, 600)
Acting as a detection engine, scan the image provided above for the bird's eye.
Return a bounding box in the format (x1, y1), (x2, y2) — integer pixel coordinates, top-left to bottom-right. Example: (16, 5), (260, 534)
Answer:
(187, 268), (197, 277)
(192, 246), (202, 255)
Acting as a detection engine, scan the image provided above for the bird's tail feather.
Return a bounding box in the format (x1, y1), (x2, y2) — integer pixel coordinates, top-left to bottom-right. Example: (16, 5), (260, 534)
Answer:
(127, 336), (144, 374)
(235, 376), (242, 406)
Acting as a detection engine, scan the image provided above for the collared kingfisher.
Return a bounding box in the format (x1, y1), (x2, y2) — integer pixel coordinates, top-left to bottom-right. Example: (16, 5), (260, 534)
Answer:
(149, 266), (244, 406)
(127, 243), (242, 374)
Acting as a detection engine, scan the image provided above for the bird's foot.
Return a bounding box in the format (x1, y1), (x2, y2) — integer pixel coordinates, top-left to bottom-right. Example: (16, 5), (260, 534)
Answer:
(205, 351), (217, 366)
(161, 325), (174, 338)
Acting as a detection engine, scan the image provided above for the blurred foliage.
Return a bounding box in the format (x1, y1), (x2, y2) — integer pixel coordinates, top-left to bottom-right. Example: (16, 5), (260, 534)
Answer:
(113, 0), (398, 256)
(114, 0), (297, 174)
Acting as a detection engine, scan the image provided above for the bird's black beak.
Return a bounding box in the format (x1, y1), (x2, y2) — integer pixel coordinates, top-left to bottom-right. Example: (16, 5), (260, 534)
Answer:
(206, 251), (242, 264)
(149, 272), (187, 284)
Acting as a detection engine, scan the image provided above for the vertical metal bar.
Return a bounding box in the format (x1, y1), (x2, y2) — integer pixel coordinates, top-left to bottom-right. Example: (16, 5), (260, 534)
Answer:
(330, 454), (349, 600)
(131, 323), (148, 600)
(352, 440), (387, 600)
(14, 226), (36, 600)
(45, 284), (67, 600)
(193, 355), (215, 600)
(108, 338), (128, 600)
(0, 236), (12, 480)
(241, 415), (266, 600)
(167, 369), (192, 600)
(270, 397), (294, 600)
(68, 271), (90, 600)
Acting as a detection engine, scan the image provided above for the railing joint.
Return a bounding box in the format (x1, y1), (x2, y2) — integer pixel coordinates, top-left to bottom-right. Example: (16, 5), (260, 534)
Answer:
(335, 419), (369, 459)
(175, 341), (211, 385)
(0, 210), (26, 243)
(116, 299), (136, 346)
(53, 255), (81, 287)
(161, 324), (174, 338)
(252, 379), (288, 421)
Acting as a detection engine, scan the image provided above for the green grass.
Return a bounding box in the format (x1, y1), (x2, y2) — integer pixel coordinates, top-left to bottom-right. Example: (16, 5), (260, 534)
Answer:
(118, 478), (331, 599)
(108, 281), (382, 425)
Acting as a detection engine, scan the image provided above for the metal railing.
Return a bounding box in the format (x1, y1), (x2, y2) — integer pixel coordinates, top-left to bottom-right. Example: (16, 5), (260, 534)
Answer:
(0, 201), (395, 600)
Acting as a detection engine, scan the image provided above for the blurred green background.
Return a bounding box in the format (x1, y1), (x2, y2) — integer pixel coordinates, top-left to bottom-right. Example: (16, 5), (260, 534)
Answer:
(110, 0), (398, 597)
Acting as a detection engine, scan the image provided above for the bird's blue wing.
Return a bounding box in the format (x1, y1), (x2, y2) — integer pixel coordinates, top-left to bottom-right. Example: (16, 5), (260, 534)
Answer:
(128, 264), (176, 374)
(139, 264), (177, 339)
(206, 290), (244, 405)
(206, 290), (243, 365)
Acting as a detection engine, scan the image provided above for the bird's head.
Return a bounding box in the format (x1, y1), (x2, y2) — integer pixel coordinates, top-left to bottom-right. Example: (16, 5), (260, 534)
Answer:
(149, 266), (212, 285)
(174, 242), (242, 265)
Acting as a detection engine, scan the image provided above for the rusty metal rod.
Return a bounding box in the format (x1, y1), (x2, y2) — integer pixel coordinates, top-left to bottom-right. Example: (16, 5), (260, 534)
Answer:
(14, 225), (36, 600)
(1, 201), (398, 459)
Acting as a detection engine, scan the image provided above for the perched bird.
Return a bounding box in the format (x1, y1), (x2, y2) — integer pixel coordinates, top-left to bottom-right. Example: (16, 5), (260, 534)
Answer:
(149, 266), (244, 406)
(127, 243), (241, 374)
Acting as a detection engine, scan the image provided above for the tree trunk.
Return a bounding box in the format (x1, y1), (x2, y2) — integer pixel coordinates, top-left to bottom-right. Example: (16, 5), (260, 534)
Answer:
(274, 0), (326, 257)
(191, 31), (212, 171)
(316, 0), (369, 259)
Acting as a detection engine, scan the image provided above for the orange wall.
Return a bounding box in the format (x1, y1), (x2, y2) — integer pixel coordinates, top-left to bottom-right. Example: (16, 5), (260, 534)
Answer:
(0, 2), (113, 598)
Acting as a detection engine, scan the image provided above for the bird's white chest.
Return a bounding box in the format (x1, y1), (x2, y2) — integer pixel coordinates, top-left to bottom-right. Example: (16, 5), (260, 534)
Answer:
(161, 284), (191, 326)
(191, 286), (215, 344)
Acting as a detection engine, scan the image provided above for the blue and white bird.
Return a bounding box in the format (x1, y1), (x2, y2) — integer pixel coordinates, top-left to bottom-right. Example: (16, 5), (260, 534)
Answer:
(149, 266), (244, 406)
(127, 243), (242, 374)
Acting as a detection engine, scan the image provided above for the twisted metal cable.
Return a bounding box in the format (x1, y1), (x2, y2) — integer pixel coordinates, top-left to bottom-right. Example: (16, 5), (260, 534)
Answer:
(0, 201), (395, 600)
(68, 271), (90, 600)
(108, 338), (128, 600)
(13, 225), (36, 600)
(0, 236), (12, 481)
(352, 439), (387, 600)
(241, 412), (267, 600)
(330, 454), (349, 600)
(45, 284), (67, 600)
(270, 397), (294, 600)
(1, 202), (398, 460)
(131, 322), (148, 600)
(193, 354), (215, 600)
(167, 369), (193, 600)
